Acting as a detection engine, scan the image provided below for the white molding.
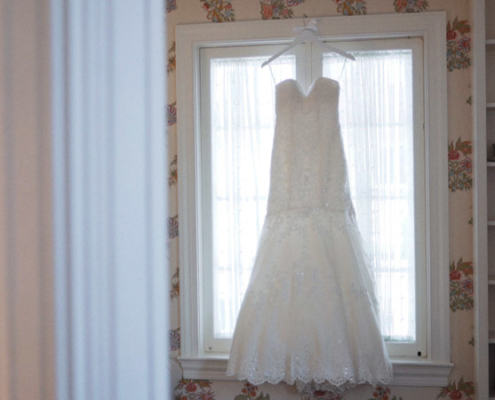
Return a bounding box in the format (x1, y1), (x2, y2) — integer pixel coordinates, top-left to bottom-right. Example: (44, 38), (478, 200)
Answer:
(178, 356), (453, 387)
(0, 3), (12, 398)
(51, 0), (169, 398)
(0, 1), (55, 399)
(472, 0), (490, 399)
(390, 360), (454, 387)
(177, 11), (450, 385)
(0, 1), (169, 398)
(423, 11), (451, 367)
(176, 12), (447, 46)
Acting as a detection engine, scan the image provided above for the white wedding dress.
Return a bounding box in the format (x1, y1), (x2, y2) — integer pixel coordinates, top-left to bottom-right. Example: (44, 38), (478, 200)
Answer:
(226, 77), (393, 393)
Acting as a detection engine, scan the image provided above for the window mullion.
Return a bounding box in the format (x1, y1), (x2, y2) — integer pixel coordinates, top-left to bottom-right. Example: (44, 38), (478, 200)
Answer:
(310, 43), (323, 83)
(294, 42), (313, 92)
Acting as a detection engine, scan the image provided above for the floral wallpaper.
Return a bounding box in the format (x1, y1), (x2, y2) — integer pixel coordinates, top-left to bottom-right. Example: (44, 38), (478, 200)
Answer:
(450, 258), (474, 312)
(449, 138), (473, 192)
(260, 0), (304, 20)
(393, 0), (429, 13)
(333, 0), (367, 16)
(437, 378), (475, 400)
(446, 17), (471, 71)
(367, 387), (403, 400)
(234, 383), (271, 400)
(166, 0), (476, 398)
(174, 379), (216, 400)
(201, 0), (235, 22)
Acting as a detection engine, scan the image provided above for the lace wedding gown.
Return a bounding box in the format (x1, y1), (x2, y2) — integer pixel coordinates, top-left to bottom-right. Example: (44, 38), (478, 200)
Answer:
(226, 77), (393, 393)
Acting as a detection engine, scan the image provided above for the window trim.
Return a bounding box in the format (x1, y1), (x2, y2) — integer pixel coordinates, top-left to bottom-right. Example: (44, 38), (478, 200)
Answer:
(200, 39), (425, 358)
(176, 12), (452, 386)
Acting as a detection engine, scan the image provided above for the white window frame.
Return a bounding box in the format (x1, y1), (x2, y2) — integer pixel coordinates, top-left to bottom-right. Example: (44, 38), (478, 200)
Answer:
(176, 13), (452, 386)
(200, 39), (426, 358)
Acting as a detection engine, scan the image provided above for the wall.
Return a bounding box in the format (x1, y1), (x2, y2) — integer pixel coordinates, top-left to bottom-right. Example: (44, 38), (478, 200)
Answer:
(166, 1), (475, 399)
(0, 1), (56, 398)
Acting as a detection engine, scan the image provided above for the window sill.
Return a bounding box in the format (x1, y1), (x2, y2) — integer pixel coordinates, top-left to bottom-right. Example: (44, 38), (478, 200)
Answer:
(178, 356), (453, 387)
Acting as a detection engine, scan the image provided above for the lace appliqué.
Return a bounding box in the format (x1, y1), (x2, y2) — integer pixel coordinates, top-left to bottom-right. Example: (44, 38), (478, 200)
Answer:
(227, 78), (393, 393)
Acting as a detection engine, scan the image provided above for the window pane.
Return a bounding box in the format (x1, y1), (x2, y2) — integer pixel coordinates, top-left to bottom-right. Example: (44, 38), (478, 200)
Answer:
(322, 50), (416, 342)
(209, 57), (295, 339)
(208, 50), (418, 345)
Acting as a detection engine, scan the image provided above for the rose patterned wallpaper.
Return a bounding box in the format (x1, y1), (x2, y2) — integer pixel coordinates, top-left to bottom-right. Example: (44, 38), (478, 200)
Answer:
(166, 1), (476, 399)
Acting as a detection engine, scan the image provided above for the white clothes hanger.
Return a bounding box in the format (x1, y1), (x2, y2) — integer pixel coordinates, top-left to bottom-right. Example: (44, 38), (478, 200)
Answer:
(261, 18), (355, 68)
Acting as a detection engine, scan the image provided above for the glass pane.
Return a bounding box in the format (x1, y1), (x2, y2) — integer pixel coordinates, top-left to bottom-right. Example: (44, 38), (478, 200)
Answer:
(210, 57), (295, 338)
(323, 50), (416, 342)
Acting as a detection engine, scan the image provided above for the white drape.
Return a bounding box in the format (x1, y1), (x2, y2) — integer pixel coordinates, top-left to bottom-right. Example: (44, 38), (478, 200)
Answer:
(210, 50), (416, 343)
(323, 50), (416, 342)
(210, 57), (295, 338)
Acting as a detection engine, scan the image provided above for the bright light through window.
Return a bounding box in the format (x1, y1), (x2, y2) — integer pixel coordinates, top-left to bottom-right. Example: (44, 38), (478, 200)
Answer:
(203, 43), (425, 354)
(208, 56), (295, 339)
(323, 50), (417, 342)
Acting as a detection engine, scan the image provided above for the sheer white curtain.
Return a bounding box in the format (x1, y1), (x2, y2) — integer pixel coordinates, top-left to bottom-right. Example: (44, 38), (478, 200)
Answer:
(210, 57), (295, 338)
(210, 50), (416, 343)
(323, 50), (416, 342)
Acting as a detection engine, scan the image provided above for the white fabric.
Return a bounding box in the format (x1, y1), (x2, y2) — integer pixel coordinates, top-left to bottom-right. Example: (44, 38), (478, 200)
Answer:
(226, 77), (393, 392)
(209, 57), (295, 340)
(210, 51), (416, 347)
(323, 50), (416, 343)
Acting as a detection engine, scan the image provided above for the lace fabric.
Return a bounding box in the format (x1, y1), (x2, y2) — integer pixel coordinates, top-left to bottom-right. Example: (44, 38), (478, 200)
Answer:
(226, 77), (393, 392)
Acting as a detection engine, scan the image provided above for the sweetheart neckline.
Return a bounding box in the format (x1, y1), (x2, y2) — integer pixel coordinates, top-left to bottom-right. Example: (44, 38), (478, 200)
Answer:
(277, 77), (339, 98)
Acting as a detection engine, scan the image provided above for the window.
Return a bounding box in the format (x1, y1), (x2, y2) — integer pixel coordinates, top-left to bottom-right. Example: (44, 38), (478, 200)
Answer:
(323, 42), (426, 358)
(200, 40), (425, 359)
(177, 13), (452, 385)
(200, 49), (297, 354)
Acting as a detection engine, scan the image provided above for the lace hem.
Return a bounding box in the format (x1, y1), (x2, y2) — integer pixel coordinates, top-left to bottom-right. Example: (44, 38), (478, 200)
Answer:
(226, 362), (393, 394)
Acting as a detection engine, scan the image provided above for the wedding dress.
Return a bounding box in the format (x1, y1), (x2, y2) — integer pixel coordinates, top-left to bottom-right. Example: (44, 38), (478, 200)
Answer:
(226, 77), (393, 393)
